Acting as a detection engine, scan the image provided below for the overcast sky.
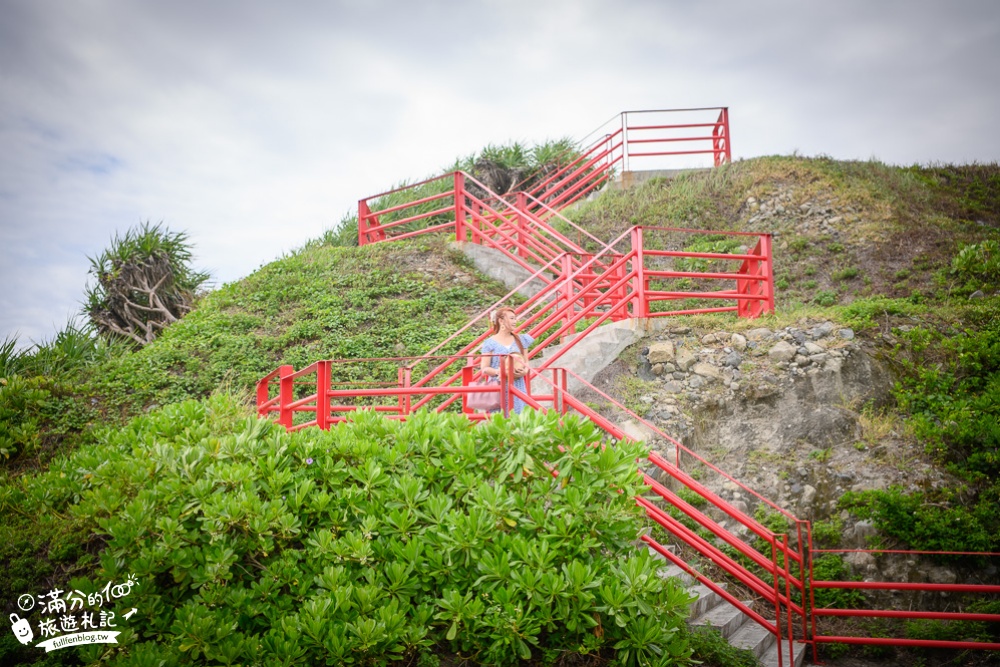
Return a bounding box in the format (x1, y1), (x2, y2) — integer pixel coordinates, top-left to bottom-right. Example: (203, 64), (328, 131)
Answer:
(2, 0), (998, 349)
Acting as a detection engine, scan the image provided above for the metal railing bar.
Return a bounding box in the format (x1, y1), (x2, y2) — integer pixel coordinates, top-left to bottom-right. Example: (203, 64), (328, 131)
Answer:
(643, 534), (779, 633)
(362, 189), (453, 219)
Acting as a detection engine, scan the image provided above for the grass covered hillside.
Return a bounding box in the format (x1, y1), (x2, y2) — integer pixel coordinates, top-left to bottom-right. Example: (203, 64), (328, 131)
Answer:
(2, 238), (509, 472)
(566, 157), (999, 308)
(2, 154), (999, 666)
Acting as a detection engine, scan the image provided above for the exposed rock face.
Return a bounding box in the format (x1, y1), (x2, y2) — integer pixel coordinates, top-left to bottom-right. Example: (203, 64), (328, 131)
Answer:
(589, 319), (971, 595)
(647, 341), (675, 364)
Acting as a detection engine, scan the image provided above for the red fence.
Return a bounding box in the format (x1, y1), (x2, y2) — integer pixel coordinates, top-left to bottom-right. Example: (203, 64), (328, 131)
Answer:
(359, 108), (732, 249)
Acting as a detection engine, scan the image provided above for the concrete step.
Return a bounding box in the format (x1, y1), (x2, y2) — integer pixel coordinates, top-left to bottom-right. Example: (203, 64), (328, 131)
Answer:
(728, 617), (775, 658)
(760, 639), (809, 667)
(690, 599), (752, 639)
(656, 564), (695, 587)
(687, 583), (727, 620)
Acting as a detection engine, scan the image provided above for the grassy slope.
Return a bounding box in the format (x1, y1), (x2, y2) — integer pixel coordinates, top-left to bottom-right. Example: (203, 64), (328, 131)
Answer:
(566, 157), (1000, 309)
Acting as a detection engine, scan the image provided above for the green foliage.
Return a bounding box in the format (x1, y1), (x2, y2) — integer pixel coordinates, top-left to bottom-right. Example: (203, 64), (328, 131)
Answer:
(86, 239), (504, 416)
(813, 290), (837, 307)
(4, 400), (694, 665)
(0, 376), (49, 460)
(84, 221), (210, 345)
(672, 235), (745, 274)
(839, 486), (996, 554)
(836, 300), (1000, 555)
(687, 627), (759, 667)
(837, 296), (923, 328)
(951, 239), (1000, 293)
(810, 517), (843, 548)
(809, 554), (866, 609)
(831, 266), (859, 281)
(1, 334), (26, 378)
(0, 374), (99, 464)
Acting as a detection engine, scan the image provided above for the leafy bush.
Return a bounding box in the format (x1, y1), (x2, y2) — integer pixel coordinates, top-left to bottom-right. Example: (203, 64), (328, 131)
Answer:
(951, 239), (1000, 292)
(6, 399), (695, 665)
(0, 376), (49, 460)
(838, 296), (922, 328)
(813, 290), (837, 307)
(809, 555), (867, 610)
(831, 267), (859, 281)
(839, 486), (996, 554)
(1, 334), (26, 379)
(84, 222), (210, 346)
(687, 627), (759, 667)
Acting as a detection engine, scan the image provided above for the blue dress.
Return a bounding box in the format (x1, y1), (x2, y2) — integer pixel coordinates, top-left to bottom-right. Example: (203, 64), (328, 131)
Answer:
(481, 333), (535, 414)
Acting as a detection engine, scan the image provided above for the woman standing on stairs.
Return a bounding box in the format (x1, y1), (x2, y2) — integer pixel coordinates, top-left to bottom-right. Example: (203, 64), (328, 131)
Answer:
(480, 307), (535, 415)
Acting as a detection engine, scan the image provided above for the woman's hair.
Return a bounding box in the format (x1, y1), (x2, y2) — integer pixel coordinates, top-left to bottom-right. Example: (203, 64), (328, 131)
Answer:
(487, 307), (526, 359)
(489, 307), (518, 336)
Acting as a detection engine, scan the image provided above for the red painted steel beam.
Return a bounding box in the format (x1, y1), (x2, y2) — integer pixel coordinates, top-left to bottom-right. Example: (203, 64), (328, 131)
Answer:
(814, 636), (1000, 651)
(629, 149), (723, 158)
(813, 581), (1000, 593)
(366, 190), (453, 219)
(815, 609), (1000, 622)
(643, 535), (779, 633)
(626, 122), (723, 131)
(628, 135), (721, 143)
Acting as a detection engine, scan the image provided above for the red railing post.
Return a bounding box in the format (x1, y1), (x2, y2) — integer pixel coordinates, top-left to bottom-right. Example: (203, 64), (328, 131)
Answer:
(398, 366), (412, 417)
(771, 537), (785, 667)
(621, 111), (629, 173)
(783, 534), (795, 660)
(461, 364), (474, 414)
(358, 200), (368, 246)
(316, 361), (331, 430)
(631, 226), (646, 318)
(256, 375), (273, 417)
(762, 233), (775, 315)
(516, 192), (529, 259)
(714, 107), (731, 166)
(560, 254), (573, 342)
(455, 171), (466, 243)
(278, 365), (294, 429)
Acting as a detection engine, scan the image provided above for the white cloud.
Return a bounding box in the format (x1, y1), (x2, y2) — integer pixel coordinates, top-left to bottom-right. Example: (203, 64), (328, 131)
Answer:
(1, 0), (999, 345)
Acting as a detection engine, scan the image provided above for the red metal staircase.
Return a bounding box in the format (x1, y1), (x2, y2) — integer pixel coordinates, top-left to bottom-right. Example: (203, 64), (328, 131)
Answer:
(258, 109), (1000, 663)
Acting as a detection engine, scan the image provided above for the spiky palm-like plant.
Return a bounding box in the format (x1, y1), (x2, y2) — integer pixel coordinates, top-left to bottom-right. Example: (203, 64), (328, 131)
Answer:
(84, 222), (209, 346)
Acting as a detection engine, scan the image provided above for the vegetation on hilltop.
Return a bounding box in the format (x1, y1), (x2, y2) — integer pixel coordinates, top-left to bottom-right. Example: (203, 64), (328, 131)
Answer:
(84, 222), (210, 347)
(2, 238), (508, 469)
(322, 138), (585, 247)
(565, 157), (1000, 309)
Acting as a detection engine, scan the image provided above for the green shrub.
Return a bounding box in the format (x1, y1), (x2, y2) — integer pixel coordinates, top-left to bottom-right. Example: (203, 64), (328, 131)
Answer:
(0, 375), (49, 460)
(809, 555), (866, 610)
(1, 335), (26, 379)
(839, 486), (996, 554)
(832, 267), (859, 281)
(7, 399), (695, 665)
(687, 627), (759, 667)
(838, 296), (922, 328)
(951, 239), (1000, 292)
(813, 290), (837, 306)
